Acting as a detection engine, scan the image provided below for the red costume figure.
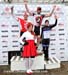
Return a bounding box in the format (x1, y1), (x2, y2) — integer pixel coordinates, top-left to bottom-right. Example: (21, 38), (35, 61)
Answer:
(19, 22), (37, 74)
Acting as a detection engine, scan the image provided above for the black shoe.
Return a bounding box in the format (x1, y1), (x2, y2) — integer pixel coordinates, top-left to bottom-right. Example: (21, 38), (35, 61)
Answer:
(45, 58), (49, 61)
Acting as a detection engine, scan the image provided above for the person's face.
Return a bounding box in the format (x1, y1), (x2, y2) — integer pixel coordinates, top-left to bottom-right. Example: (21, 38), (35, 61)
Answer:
(24, 14), (28, 20)
(45, 21), (49, 26)
(28, 25), (33, 32)
(37, 10), (41, 14)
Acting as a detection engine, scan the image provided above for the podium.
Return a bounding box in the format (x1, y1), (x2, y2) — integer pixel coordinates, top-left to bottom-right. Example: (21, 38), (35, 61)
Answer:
(10, 54), (61, 71)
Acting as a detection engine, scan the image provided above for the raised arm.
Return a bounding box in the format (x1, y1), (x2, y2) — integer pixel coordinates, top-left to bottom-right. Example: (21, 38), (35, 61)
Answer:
(49, 15), (58, 29)
(11, 6), (20, 21)
(11, 6), (17, 19)
(44, 6), (56, 17)
(24, 0), (33, 16)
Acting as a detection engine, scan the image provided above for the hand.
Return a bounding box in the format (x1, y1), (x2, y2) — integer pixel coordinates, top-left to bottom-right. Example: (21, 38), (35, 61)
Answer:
(34, 43), (38, 49)
(53, 5), (56, 10)
(54, 15), (58, 19)
(37, 35), (41, 38)
(20, 49), (23, 52)
(34, 43), (37, 46)
(24, 41), (28, 46)
(11, 6), (14, 14)
(24, 0), (28, 4)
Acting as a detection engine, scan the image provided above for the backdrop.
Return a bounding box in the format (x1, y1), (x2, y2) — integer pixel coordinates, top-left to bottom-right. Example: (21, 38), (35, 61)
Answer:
(0, 4), (68, 65)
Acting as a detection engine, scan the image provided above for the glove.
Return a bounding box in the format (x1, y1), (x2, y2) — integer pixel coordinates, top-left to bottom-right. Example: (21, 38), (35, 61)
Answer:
(34, 43), (37, 46)
(23, 41), (28, 46)
(34, 43), (38, 49)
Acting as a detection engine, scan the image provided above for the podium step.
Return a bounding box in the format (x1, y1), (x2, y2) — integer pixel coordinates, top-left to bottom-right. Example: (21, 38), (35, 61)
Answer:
(10, 54), (44, 71)
(44, 57), (61, 69)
